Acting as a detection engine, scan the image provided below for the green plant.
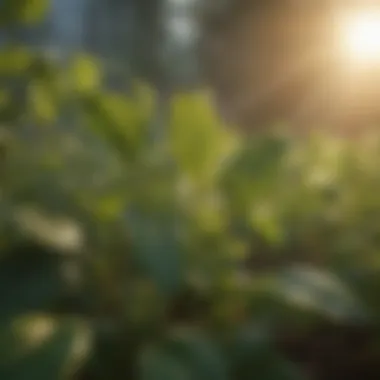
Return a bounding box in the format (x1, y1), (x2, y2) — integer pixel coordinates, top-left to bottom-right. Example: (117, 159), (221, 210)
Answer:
(3, 1), (380, 380)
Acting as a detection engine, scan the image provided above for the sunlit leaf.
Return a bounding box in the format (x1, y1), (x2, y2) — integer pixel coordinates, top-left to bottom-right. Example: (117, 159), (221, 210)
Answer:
(250, 201), (283, 245)
(91, 194), (127, 222)
(0, 47), (34, 75)
(132, 80), (157, 123)
(169, 91), (237, 182)
(28, 81), (57, 125)
(0, 314), (92, 379)
(71, 55), (101, 94)
(14, 207), (84, 253)
(0, 0), (49, 25)
(274, 265), (369, 322)
(82, 92), (146, 161)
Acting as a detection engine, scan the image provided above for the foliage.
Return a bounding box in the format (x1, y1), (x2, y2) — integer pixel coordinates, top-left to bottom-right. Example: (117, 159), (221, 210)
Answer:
(2, 1), (380, 380)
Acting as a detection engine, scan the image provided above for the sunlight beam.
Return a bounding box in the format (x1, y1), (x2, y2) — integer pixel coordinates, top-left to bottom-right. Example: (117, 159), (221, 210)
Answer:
(341, 9), (380, 66)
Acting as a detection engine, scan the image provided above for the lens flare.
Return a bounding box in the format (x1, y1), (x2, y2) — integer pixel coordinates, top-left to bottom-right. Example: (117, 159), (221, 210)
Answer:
(341, 10), (380, 64)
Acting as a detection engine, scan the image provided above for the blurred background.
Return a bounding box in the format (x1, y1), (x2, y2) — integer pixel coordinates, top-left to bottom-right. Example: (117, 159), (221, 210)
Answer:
(15, 0), (202, 89)
(10, 0), (380, 131)
(3, 1), (380, 380)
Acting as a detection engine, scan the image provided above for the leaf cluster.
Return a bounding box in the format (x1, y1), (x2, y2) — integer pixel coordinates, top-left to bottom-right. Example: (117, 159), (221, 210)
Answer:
(2, 1), (380, 380)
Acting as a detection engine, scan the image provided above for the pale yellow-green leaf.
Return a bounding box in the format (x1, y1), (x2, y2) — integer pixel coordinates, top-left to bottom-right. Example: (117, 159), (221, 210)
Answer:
(101, 93), (143, 140)
(18, 0), (49, 24)
(14, 207), (84, 253)
(169, 91), (237, 182)
(28, 81), (57, 124)
(250, 201), (283, 245)
(0, 0), (49, 25)
(0, 314), (92, 379)
(71, 55), (101, 94)
(94, 194), (127, 221)
(132, 80), (157, 122)
(0, 90), (9, 107)
(0, 47), (33, 74)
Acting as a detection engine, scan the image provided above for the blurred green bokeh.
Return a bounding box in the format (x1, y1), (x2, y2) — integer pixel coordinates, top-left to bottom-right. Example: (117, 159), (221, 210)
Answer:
(2, 1), (380, 380)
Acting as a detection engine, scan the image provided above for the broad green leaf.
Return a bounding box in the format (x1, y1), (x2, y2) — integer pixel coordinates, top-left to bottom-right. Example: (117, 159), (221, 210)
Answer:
(13, 207), (84, 253)
(274, 265), (368, 322)
(169, 92), (237, 182)
(0, 314), (92, 380)
(126, 209), (183, 296)
(82, 92), (146, 161)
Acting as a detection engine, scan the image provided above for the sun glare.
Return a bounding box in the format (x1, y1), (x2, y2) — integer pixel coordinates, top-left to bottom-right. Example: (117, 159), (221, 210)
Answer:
(342, 10), (380, 65)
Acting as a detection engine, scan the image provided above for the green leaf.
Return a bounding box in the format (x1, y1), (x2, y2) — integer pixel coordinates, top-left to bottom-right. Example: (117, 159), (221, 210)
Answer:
(91, 194), (127, 222)
(70, 55), (101, 94)
(250, 201), (283, 245)
(0, 314), (92, 380)
(220, 136), (287, 219)
(229, 324), (304, 380)
(169, 92), (237, 182)
(165, 328), (228, 380)
(126, 209), (183, 297)
(274, 265), (368, 322)
(0, 0), (49, 25)
(0, 93), (22, 123)
(28, 81), (57, 125)
(138, 344), (191, 380)
(13, 207), (84, 253)
(138, 328), (228, 380)
(82, 92), (146, 161)
(0, 243), (67, 322)
(0, 47), (34, 75)
(222, 135), (287, 195)
(132, 80), (156, 124)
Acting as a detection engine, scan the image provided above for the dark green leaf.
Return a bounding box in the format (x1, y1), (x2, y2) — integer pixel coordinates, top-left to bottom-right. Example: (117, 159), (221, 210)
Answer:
(0, 243), (67, 322)
(0, 314), (91, 380)
(165, 327), (228, 380)
(138, 344), (191, 380)
(126, 209), (184, 297)
(229, 324), (304, 380)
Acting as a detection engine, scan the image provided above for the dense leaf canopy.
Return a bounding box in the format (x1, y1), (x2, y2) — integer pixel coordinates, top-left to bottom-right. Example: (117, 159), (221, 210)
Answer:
(1, 1), (380, 380)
